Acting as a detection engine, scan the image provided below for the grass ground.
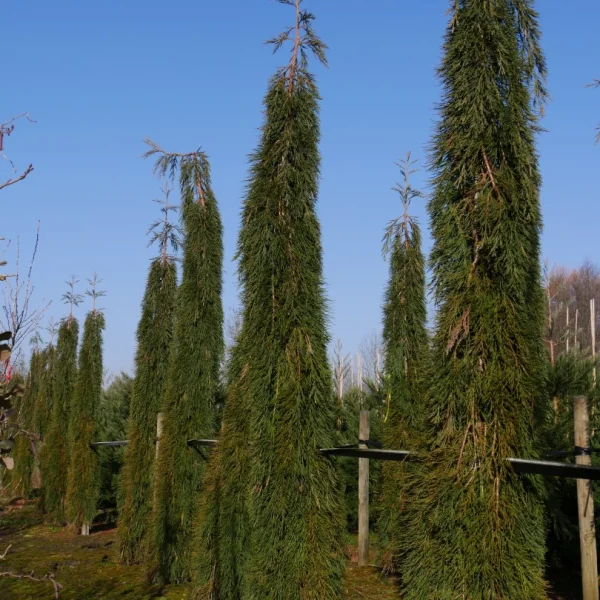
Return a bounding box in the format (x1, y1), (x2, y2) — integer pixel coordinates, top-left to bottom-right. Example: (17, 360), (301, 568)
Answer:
(0, 501), (400, 600)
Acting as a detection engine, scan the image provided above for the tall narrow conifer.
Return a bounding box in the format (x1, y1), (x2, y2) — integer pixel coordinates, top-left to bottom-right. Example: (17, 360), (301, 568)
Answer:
(118, 182), (179, 565)
(401, 2), (548, 598)
(193, 2), (345, 597)
(66, 275), (106, 534)
(40, 278), (81, 524)
(378, 155), (428, 574)
(31, 344), (55, 441)
(146, 143), (224, 583)
(10, 345), (44, 497)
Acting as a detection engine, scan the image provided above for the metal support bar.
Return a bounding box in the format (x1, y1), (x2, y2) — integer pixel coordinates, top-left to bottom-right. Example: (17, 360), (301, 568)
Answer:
(89, 438), (600, 481)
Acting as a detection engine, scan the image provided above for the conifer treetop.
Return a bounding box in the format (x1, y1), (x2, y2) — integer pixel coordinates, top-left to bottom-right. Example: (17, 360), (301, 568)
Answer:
(383, 152), (422, 256)
(86, 273), (106, 315)
(147, 180), (181, 265)
(267, 0), (327, 92)
(143, 139), (211, 209)
(45, 317), (58, 345)
(29, 331), (43, 352)
(447, 0), (548, 114)
(61, 275), (83, 322)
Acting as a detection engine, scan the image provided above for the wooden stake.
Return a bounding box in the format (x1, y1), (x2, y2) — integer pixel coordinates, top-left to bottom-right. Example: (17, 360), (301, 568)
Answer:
(574, 395), (599, 600)
(154, 412), (164, 506)
(358, 410), (370, 566)
(81, 522), (90, 536)
(155, 412), (164, 462)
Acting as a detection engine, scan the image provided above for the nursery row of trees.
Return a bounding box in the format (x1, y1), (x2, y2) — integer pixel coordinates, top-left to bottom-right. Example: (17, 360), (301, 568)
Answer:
(2, 0), (600, 599)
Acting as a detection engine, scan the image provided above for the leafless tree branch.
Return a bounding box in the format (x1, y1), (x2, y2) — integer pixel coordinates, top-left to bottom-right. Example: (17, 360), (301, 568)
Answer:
(2, 224), (51, 360)
(0, 541), (62, 598)
(0, 570), (63, 598)
(1, 113), (36, 190)
(0, 164), (34, 191)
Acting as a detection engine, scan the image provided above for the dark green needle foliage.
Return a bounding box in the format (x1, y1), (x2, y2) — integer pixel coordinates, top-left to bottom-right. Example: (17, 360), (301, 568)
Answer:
(193, 2), (344, 597)
(66, 276), (106, 532)
(40, 279), (81, 524)
(146, 141), (224, 584)
(378, 155), (428, 575)
(11, 346), (44, 497)
(192, 349), (251, 600)
(31, 344), (56, 442)
(118, 182), (179, 565)
(401, 2), (549, 598)
(98, 372), (133, 509)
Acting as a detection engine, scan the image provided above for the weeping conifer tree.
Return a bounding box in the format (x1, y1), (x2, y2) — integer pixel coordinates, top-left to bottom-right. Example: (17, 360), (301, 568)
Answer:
(40, 279), (81, 524)
(31, 343), (56, 441)
(118, 182), (179, 565)
(146, 141), (224, 584)
(378, 154), (428, 575)
(401, 2), (549, 598)
(66, 274), (106, 535)
(193, 2), (345, 597)
(11, 344), (44, 497)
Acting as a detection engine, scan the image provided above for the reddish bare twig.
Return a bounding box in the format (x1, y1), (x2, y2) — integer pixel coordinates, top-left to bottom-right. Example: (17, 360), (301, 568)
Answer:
(0, 164), (34, 191)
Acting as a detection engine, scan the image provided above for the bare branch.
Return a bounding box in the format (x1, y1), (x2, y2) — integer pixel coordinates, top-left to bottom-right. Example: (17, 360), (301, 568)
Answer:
(0, 164), (34, 191)
(2, 226), (51, 355)
(0, 113), (37, 130)
(0, 542), (62, 598)
(1, 113), (36, 190)
(0, 570), (63, 598)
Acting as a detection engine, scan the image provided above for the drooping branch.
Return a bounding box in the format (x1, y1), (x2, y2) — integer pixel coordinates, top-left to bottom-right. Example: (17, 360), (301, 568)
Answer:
(383, 152), (423, 255)
(147, 179), (181, 265)
(266, 0), (328, 93)
(143, 138), (210, 208)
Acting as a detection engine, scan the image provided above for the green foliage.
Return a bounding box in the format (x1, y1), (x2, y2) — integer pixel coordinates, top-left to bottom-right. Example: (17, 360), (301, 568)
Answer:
(378, 156), (428, 574)
(543, 351), (598, 578)
(336, 385), (384, 534)
(400, 1), (549, 598)
(40, 317), (78, 524)
(31, 346), (56, 441)
(150, 150), (224, 584)
(10, 350), (44, 498)
(192, 355), (251, 600)
(118, 259), (177, 565)
(97, 371), (133, 509)
(193, 4), (344, 597)
(66, 311), (105, 531)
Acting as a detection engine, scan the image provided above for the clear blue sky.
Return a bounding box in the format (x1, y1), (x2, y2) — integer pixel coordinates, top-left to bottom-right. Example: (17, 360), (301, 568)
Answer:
(3, 0), (599, 376)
